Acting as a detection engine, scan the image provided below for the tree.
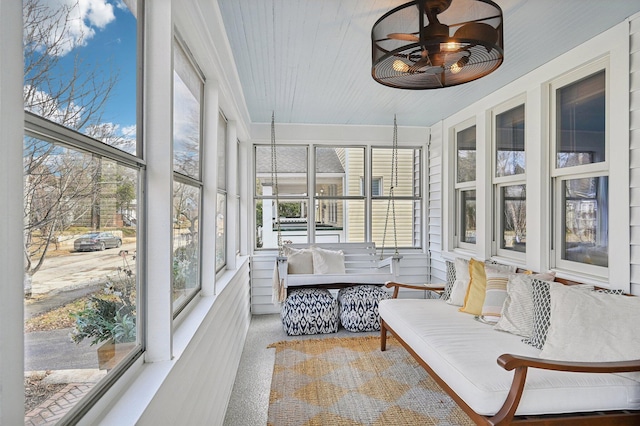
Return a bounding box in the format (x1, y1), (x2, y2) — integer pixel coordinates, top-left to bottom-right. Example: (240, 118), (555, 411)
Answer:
(22, 0), (126, 294)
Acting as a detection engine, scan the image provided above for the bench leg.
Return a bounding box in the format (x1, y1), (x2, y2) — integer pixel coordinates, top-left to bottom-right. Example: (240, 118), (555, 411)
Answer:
(380, 320), (387, 351)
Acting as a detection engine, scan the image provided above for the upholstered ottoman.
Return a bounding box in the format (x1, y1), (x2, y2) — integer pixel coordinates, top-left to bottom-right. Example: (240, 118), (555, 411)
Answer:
(281, 288), (339, 336)
(337, 285), (391, 332)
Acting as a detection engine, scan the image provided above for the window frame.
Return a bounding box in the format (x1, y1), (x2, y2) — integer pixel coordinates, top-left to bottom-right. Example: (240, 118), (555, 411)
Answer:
(216, 111), (228, 273)
(453, 120), (477, 251)
(549, 59), (609, 278)
(171, 34), (205, 314)
(491, 97), (527, 260)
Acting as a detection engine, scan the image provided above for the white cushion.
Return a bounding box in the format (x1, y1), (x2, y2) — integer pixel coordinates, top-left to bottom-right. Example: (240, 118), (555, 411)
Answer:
(379, 298), (640, 416)
(311, 246), (346, 274)
(540, 285), (640, 382)
(283, 246), (313, 274)
(447, 257), (470, 306)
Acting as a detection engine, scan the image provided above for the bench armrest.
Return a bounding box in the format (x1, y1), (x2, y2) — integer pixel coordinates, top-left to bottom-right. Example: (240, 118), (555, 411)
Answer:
(384, 281), (445, 299)
(489, 354), (640, 425)
(498, 353), (640, 373)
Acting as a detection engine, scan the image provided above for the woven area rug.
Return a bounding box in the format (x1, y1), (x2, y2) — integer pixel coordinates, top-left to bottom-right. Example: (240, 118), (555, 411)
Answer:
(267, 335), (474, 426)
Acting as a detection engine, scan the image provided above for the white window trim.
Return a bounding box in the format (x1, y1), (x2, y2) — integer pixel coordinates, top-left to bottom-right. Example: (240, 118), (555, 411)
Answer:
(490, 95), (527, 261)
(452, 119), (478, 252)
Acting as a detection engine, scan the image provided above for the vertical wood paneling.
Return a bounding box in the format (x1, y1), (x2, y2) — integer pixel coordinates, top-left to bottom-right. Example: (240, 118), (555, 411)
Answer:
(630, 15), (640, 296)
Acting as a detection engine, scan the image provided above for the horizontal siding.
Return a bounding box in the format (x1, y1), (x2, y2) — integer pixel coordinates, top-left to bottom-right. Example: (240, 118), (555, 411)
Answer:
(428, 123), (446, 284)
(138, 261), (251, 425)
(631, 14), (640, 296)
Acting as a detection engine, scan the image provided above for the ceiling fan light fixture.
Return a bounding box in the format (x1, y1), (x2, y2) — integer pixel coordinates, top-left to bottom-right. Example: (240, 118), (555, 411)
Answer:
(372, 0), (504, 89)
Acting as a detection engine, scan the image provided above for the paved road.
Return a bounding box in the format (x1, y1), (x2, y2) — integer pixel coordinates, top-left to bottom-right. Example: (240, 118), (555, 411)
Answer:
(31, 242), (137, 295)
(25, 242), (137, 372)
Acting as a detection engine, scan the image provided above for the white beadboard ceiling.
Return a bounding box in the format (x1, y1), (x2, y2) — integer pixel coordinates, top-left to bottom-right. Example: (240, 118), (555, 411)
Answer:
(216, 0), (640, 127)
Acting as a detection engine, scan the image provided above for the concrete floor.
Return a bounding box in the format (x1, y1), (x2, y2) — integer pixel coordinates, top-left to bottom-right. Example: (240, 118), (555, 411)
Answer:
(222, 314), (377, 425)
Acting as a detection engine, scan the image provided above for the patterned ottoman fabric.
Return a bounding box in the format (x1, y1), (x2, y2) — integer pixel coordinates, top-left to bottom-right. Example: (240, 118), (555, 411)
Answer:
(281, 288), (339, 336)
(338, 285), (391, 332)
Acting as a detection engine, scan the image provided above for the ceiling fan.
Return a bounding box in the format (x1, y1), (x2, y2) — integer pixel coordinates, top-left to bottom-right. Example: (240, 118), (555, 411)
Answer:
(371, 0), (504, 89)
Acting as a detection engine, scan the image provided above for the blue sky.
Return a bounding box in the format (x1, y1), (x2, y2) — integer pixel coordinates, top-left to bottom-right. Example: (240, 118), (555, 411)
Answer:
(26, 0), (138, 144)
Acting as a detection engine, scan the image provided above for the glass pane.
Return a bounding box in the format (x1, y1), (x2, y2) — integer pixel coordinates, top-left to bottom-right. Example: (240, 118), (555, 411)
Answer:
(216, 192), (226, 271)
(556, 71), (605, 168)
(256, 199), (309, 248)
(315, 199), (365, 243)
(255, 146), (307, 196)
(372, 199), (419, 248)
(457, 126), (476, 183)
(372, 148), (420, 196)
(501, 185), (526, 252)
(562, 177), (608, 267)
(315, 147), (364, 196)
(23, 0), (138, 155)
(460, 190), (477, 244)
(24, 137), (139, 420)
(496, 105), (525, 177)
(173, 43), (202, 179)
(172, 182), (200, 308)
(218, 113), (227, 190)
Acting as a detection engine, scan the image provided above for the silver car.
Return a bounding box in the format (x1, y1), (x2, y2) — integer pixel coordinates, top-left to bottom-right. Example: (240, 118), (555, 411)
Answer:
(74, 232), (122, 252)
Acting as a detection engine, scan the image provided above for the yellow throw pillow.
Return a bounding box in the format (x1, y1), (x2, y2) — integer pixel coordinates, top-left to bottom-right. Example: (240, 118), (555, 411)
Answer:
(460, 258), (487, 315)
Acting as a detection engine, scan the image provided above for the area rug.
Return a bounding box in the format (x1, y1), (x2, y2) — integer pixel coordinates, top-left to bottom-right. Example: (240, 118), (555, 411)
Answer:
(267, 335), (474, 426)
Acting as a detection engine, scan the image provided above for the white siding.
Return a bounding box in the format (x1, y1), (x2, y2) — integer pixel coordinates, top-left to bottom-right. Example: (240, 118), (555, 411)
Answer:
(630, 15), (640, 295)
(428, 122), (446, 283)
(137, 263), (251, 425)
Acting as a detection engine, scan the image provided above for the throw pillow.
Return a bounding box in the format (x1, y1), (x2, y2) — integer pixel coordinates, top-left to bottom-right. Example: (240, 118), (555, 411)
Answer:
(441, 260), (457, 301)
(283, 246), (313, 274)
(446, 257), (471, 306)
(523, 280), (592, 349)
(540, 285), (640, 382)
(460, 260), (516, 316)
(492, 272), (556, 335)
(311, 246), (346, 274)
(493, 273), (536, 337)
(478, 267), (512, 324)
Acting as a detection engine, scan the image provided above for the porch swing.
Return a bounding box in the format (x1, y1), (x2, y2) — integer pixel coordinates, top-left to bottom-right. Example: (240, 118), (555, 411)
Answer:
(272, 114), (402, 302)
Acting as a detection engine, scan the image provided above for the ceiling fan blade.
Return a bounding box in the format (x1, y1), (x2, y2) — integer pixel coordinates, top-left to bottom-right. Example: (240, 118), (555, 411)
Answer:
(387, 32), (419, 42)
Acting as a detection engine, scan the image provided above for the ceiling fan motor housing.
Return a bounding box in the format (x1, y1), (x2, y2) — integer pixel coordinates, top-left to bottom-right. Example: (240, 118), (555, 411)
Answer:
(372, 0), (504, 89)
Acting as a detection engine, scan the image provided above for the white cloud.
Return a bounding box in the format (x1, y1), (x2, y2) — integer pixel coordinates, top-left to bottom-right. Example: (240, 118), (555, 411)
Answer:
(26, 0), (116, 57)
(24, 84), (83, 128)
(121, 124), (136, 138)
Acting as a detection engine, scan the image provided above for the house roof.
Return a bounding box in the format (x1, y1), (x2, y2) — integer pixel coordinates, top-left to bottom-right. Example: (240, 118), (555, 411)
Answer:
(217, 0), (640, 127)
(256, 146), (345, 174)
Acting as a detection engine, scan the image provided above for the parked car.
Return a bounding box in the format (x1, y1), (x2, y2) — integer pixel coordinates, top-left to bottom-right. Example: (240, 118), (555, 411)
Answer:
(74, 232), (122, 252)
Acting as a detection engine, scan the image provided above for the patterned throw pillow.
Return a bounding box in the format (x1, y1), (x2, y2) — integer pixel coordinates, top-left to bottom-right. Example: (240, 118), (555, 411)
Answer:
(441, 260), (457, 301)
(460, 260), (516, 316)
(521, 279), (553, 349)
(478, 267), (512, 324)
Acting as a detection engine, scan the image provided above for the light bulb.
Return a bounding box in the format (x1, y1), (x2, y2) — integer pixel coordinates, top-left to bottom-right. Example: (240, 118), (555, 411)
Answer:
(450, 55), (470, 74)
(441, 42), (462, 52)
(392, 59), (409, 73)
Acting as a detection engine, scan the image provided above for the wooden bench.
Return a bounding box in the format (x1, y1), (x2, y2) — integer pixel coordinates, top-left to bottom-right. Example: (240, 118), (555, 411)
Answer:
(276, 242), (400, 291)
(380, 263), (640, 426)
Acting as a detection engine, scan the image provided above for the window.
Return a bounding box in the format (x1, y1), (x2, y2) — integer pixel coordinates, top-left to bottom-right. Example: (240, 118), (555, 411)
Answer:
(172, 38), (203, 310)
(493, 102), (526, 256)
(255, 145), (309, 248)
(216, 112), (227, 271)
(551, 66), (608, 275)
(255, 144), (422, 249)
(371, 147), (422, 248)
(22, 0), (141, 420)
(316, 147), (366, 243)
(455, 125), (476, 248)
